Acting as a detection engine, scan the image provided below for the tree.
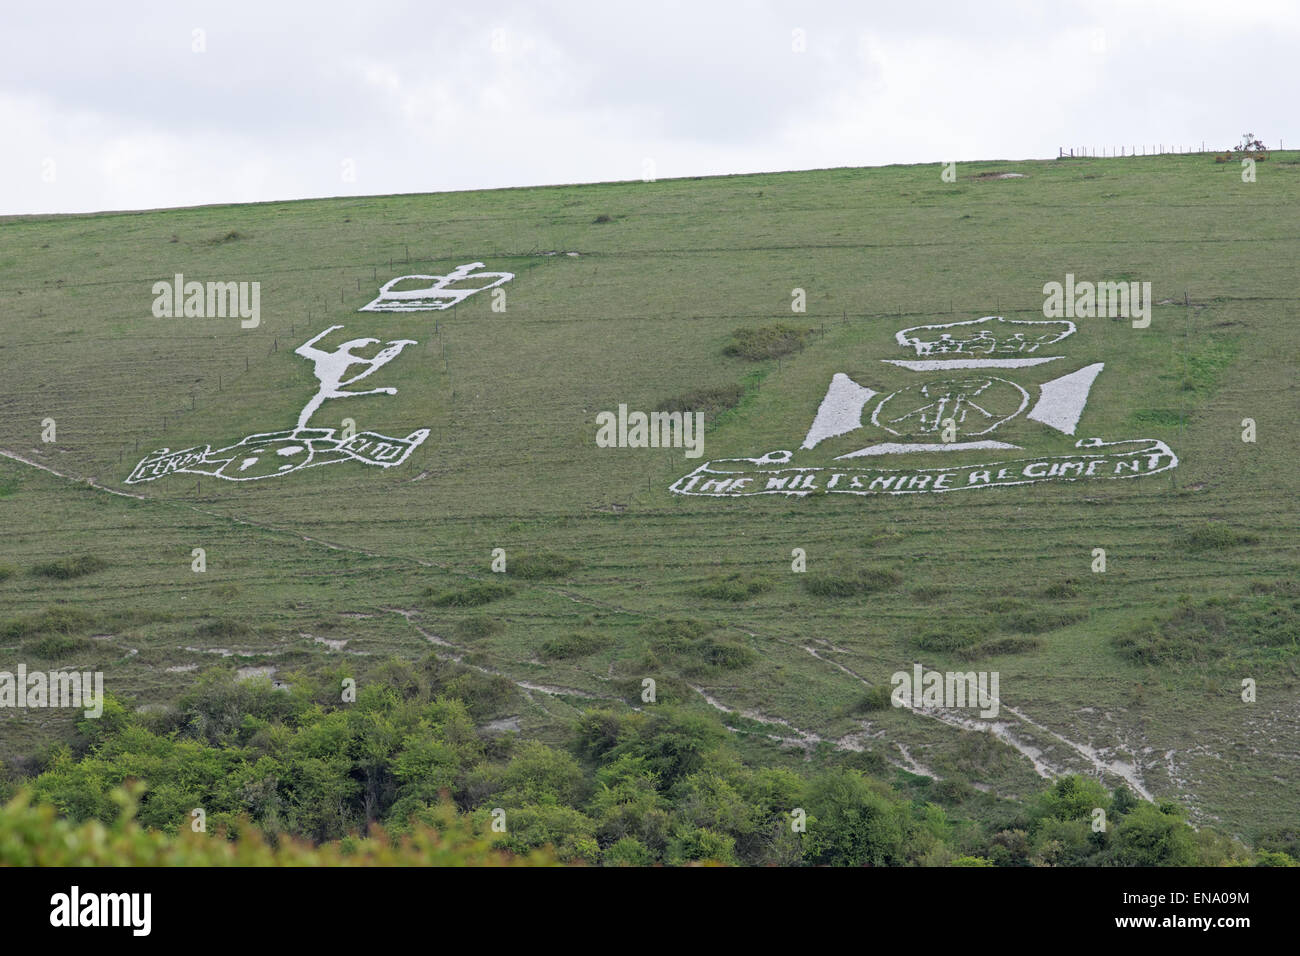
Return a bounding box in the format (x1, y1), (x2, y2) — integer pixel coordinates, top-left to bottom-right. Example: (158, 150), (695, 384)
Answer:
(1108, 802), (1197, 866)
(804, 770), (907, 866)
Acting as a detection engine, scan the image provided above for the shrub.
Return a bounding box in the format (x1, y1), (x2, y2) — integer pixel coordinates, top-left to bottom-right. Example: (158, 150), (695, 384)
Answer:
(723, 324), (810, 361)
(458, 616), (504, 640)
(195, 618), (255, 640)
(30, 554), (108, 580)
(424, 582), (513, 607)
(855, 685), (894, 712)
(23, 634), (95, 659)
(804, 567), (901, 598)
(914, 630), (982, 652)
(694, 573), (771, 602)
(996, 609), (1083, 634)
(658, 384), (745, 420)
(508, 552), (581, 580)
(604, 836), (654, 866)
(1043, 579), (1079, 599)
(1180, 522), (1259, 553)
(959, 636), (1043, 660)
(0, 564), (17, 582)
(640, 619), (755, 673)
(1111, 586), (1300, 667)
(540, 631), (612, 660)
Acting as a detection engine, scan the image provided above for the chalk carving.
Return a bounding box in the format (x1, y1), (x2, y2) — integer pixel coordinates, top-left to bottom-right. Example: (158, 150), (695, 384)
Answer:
(125, 325), (427, 483)
(360, 262), (514, 312)
(674, 314), (1176, 496)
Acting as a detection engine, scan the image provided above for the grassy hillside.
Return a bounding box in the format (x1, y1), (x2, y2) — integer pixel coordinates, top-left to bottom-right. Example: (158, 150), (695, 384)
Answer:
(1, 154), (1297, 845)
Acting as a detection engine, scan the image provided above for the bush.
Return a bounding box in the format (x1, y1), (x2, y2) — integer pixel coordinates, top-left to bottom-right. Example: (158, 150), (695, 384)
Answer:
(604, 836), (653, 866)
(804, 770), (908, 866)
(540, 631), (612, 660)
(723, 324), (810, 361)
(30, 554), (108, 580)
(0, 790), (554, 866)
(195, 618), (255, 640)
(1180, 522), (1259, 553)
(855, 685), (895, 712)
(658, 384), (745, 420)
(1, 608), (96, 641)
(508, 552), (581, 580)
(0, 564), (16, 582)
(1107, 802), (1197, 866)
(23, 634), (95, 659)
(639, 619), (755, 674)
(424, 582), (513, 607)
(958, 636), (1043, 660)
(995, 610), (1082, 634)
(1043, 579), (1080, 599)
(914, 630), (983, 652)
(457, 616), (504, 640)
(694, 573), (771, 602)
(804, 567), (901, 598)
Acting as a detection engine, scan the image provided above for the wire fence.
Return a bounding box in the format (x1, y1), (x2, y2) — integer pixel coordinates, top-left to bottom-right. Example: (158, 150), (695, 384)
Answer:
(1058, 141), (1284, 158)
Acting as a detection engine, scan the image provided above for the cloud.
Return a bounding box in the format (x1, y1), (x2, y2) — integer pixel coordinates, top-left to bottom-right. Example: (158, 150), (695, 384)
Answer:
(1, 0), (1296, 213)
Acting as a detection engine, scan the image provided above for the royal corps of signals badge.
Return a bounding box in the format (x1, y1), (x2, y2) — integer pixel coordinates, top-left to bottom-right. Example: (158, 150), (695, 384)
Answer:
(126, 264), (514, 484)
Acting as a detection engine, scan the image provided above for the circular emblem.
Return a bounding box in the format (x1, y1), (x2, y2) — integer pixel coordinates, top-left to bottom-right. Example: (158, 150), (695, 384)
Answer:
(871, 377), (1028, 437)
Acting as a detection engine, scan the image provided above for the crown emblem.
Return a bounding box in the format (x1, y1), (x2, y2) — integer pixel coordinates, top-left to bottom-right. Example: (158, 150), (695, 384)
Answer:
(896, 315), (1074, 356)
(360, 262), (514, 312)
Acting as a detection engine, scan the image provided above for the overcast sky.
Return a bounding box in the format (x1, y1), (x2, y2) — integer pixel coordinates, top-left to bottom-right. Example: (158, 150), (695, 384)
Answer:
(2, 0), (1295, 215)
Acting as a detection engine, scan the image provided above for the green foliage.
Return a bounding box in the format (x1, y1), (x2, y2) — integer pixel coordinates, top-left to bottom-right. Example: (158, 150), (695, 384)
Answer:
(1179, 522), (1260, 553)
(1107, 802), (1197, 866)
(603, 836), (653, 866)
(23, 634), (95, 659)
(914, 629), (982, 652)
(540, 630), (612, 660)
(457, 615), (504, 640)
(0, 787), (555, 866)
(423, 582), (513, 607)
(958, 636), (1043, 661)
(507, 552), (581, 580)
(194, 618), (256, 640)
(1043, 579), (1080, 599)
(803, 770), (908, 866)
(640, 619), (756, 674)
(4, 666), (1252, 867)
(723, 324), (810, 360)
(803, 567), (902, 598)
(30, 554), (109, 579)
(855, 685), (894, 712)
(1034, 775), (1111, 822)
(658, 384), (744, 420)
(694, 572), (772, 602)
(1114, 584), (1300, 667)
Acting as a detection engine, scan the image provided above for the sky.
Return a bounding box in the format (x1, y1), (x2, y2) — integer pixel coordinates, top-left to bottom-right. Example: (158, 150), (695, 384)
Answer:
(2, 0), (1296, 215)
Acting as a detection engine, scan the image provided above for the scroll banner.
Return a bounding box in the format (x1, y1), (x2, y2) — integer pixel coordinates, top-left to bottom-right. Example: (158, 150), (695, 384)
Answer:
(125, 428), (429, 484)
(670, 438), (1178, 497)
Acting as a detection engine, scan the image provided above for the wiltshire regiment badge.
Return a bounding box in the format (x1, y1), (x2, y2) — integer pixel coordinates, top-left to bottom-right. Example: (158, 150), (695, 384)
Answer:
(670, 315), (1179, 497)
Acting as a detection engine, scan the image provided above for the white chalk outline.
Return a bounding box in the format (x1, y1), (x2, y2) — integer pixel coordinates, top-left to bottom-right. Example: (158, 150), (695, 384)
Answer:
(360, 262), (514, 312)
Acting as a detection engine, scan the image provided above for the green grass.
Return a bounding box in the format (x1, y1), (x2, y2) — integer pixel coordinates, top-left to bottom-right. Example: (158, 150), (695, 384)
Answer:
(1, 152), (1297, 838)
